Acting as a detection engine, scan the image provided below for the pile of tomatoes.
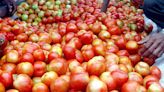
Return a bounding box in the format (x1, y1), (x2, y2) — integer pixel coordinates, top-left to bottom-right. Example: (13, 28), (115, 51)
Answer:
(0, 0), (163, 92)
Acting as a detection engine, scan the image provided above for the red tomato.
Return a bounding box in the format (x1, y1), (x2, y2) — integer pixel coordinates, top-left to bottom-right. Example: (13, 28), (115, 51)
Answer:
(129, 54), (141, 66)
(111, 70), (128, 88)
(33, 61), (47, 77)
(150, 66), (161, 79)
(63, 45), (76, 60)
(47, 52), (60, 63)
(79, 31), (93, 45)
(50, 77), (69, 92)
(33, 49), (46, 61)
(16, 33), (28, 42)
(128, 72), (143, 85)
(1, 63), (16, 74)
(143, 75), (159, 87)
(70, 72), (90, 91)
(117, 50), (129, 57)
(65, 32), (75, 42)
(143, 57), (155, 66)
(16, 62), (34, 77)
(6, 50), (19, 64)
(106, 45), (119, 54)
(100, 72), (117, 91)
(32, 83), (49, 92)
(0, 72), (13, 88)
(108, 25), (122, 35)
(87, 56), (106, 76)
(86, 76), (108, 92)
(13, 74), (33, 92)
(66, 23), (78, 33)
(47, 58), (68, 75)
(41, 71), (58, 87)
(91, 22), (101, 34)
(115, 36), (127, 49)
(6, 89), (19, 92)
(135, 62), (150, 77)
(126, 40), (139, 54)
(0, 82), (5, 92)
(20, 53), (34, 64)
(93, 44), (106, 56)
(75, 50), (84, 63)
(121, 81), (141, 92)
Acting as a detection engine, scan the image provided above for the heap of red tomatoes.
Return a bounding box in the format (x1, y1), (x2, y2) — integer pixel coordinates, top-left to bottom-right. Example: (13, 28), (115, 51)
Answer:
(0, 0), (163, 92)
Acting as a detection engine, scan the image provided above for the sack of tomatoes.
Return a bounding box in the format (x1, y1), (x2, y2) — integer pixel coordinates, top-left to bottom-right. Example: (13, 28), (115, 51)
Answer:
(0, 0), (163, 92)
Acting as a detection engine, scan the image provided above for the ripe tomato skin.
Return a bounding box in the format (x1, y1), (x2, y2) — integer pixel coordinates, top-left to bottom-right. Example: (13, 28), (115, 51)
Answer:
(32, 83), (49, 92)
(79, 32), (93, 45)
(108, 25), (122, 35)
(47, 52), (60, 63)
(16, 62), (34, 77)
(47, 58), (68, 75)
(13, 74), (33, 92)
(1, 63), (16, 74)
(129, 54), (141, 66)
(0, 72), (13, 88)
(66, 23), (78, 33)
(115, 36), (127, 49)
(63, 45), (76, 60)
(70, 72), (90, 91)
(6, 89), (19, 92)
(50, 77), (69, 92)
(33, 61), (47, 77)
(117, 50), (129, 57)
(20, 53), (34, 64)
(33, 49), (46, 61)
(82, 49), (95, 62)
(121, 81), (140, 92)
(0, 82), (5, 92)
(111, 70), (128, 88)
(150, 66), (161, 79)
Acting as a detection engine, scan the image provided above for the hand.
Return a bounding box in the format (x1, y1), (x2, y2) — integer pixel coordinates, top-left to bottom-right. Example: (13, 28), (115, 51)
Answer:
(138, 33), (164, 59)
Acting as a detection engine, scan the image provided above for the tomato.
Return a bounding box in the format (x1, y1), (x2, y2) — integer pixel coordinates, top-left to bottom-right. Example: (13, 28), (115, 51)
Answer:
(119, 56), (132, 65)
(86, 76), (108, 92)
(150, 66), (161, 79)
(66, 23), (78, 33)
(143, 57), (155, 66)
(135, 62), (150, 77)
(47, 52), (60, 63)
(1, 63), (16, 74)
(148, 82), (163, 92)
(13, 74), (33, 92)
(41, 71), (58, 86)
(6, 50), (19, 63)
(93, 44), (106, 56)
(33, 49), (46, 61)
(117, 50), (129, 57)
(47, 58), (68, 75)
(129, 54), (141, 66)
(16, 33), (28, 42)
(126, 40), (138, 54)
(16, 62), (34, 77)
(77, 22), (89, 30)
(100, 72), (117, 91)
(32, 83), (49, 92)
(106, 45), (119, 54)
(108, 25), (121, 35)
(20, 53), (34, 64)
(0, 82), (5, 92)
(50, 31), (62, 44)
(32, 77), (42, 84)
(39, 33), (52, 44)
(91, 22), (101, 34)
(70, 72), (90, 91)
(98, 30), (111, 41)
(75, 50), (84, 63)
(121, 81), (142, 92)
(111, 70), (128, 88)
(0, 72), (13, 88)
(50, 77), (69, 92)
(128, 72), (143, 85)
(82, 49), (95, 62)
(87, 56), (106, 76)
(65, 32), (75, 42)
(33, 61), (47, 77)
(63, 45), (76, 60)
(143, 75), (159, 87)
(115, 36), (127, 49)
(6, 89), (19, 92)
(79, 31), (93, 45)
(105, 53), (119, 64)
